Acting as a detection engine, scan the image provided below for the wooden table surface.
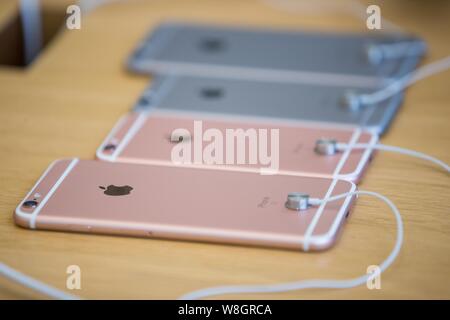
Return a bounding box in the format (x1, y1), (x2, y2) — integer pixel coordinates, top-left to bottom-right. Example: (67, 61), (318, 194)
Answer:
(0, 0), (449, 299)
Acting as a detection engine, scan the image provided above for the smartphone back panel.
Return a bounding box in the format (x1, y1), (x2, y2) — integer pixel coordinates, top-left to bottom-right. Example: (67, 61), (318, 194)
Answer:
(128, 22), (423, 86)
(15, 159), (356, 251)
(96, 112), (377, 182)
(133, 75), (402, 134)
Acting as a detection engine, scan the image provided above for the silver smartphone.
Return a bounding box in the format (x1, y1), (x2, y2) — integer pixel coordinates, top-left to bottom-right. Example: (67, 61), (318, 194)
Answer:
(133, 74), (403, 135)
(127, 22), (424, 87)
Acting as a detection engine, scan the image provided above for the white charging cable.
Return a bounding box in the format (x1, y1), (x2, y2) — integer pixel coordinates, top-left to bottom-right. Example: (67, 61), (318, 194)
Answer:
(2, 189), (402, 301)
(0, 263), (80, 300)
(344, 55), (450, 110)
(263, 1), (449, 111)
(180, 140), (450, 299)
(179, 190), (403, 300)
(314, 139), (450, 173)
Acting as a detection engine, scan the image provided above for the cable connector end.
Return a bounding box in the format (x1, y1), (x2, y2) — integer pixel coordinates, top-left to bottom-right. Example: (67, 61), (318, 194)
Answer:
(340, 91), (363, 111)
(315, 138), (339, 155)
(285, 192), (310, 211)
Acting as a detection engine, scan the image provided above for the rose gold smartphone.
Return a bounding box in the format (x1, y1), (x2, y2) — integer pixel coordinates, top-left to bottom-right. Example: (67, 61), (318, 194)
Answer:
(96, 111), (377, 182)
(15, 159), (356, 251)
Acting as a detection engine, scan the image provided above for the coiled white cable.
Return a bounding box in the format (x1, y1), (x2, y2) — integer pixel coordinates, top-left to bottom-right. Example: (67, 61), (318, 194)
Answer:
(0, 262), (80, 300)
(179, 190), (403, 300)
(336, 143), (450, 173)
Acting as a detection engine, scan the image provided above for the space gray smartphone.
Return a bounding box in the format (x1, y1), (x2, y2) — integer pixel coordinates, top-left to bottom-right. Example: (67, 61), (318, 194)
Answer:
(127, 22), (424, 87)
(133, 74), (403, 135)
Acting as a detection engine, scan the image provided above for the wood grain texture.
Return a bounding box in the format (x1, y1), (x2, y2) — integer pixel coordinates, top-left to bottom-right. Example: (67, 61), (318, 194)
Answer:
(0, 0), (449, 299)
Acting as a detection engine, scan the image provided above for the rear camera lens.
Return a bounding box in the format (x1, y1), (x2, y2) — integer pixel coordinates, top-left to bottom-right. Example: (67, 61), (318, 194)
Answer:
(103, 144), (116, 151)
(23, 200), (38, 208)
(200, 87), (223, 99)
(139, 96), (151, 106)
(199, 37), (226, 52)
(169, 135), (189, 143)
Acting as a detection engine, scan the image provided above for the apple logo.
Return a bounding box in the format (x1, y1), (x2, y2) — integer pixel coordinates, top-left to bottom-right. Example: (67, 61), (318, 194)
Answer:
(99, 185), (133, 196)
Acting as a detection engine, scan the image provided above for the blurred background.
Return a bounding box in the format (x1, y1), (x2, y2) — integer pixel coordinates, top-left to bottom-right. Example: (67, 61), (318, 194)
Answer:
(1, 0), (449, 69)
